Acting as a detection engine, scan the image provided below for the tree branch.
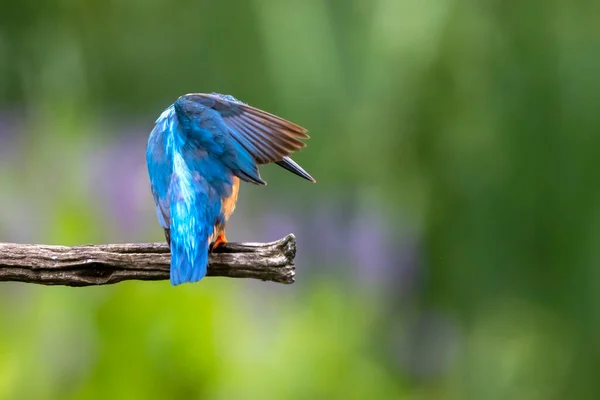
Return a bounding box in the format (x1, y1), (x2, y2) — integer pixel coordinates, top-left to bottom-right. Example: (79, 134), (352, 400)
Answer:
(0, 234), (296, 286)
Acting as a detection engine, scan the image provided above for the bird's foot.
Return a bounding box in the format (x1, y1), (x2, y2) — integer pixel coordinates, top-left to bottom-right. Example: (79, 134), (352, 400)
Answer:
(210, 233), (227, 252)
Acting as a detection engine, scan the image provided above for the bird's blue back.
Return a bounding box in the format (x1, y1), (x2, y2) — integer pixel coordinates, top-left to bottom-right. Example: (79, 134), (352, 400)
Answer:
(146, 93), (313, 285)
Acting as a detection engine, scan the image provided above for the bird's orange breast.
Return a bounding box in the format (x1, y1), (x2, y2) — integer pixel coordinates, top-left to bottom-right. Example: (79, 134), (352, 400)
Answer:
(211, 177), (240, 244)
(222, 176), (240, 221)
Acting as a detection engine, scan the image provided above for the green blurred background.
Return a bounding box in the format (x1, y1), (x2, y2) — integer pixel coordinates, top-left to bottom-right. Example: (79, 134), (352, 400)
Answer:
(1, 1), (600, 399)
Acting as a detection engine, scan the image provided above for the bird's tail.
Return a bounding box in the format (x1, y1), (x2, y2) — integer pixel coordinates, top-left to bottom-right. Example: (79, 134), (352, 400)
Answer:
(168, 157), (215, 285)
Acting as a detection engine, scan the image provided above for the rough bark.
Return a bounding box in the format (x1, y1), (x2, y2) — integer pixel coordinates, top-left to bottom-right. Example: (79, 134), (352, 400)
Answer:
(0, 235), (296, 286)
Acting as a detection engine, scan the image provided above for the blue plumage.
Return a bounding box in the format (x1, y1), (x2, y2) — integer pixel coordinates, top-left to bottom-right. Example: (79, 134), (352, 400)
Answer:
(146, 93), (314, 285)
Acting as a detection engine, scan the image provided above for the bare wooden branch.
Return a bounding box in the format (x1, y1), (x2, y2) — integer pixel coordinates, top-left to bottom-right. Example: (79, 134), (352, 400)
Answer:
(0, 235), (296, 286)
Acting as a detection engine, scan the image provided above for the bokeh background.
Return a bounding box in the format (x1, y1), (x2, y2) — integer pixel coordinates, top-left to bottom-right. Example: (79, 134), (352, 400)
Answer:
(1, 1), (600, 399)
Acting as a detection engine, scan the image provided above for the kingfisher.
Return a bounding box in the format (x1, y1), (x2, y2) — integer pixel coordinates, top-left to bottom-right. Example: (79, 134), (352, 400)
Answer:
(146, 93), (314, 285)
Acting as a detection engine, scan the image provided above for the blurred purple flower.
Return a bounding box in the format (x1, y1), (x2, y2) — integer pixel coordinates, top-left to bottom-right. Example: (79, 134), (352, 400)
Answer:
(258, 195), (421, 297)
(87, 124), (151, 241)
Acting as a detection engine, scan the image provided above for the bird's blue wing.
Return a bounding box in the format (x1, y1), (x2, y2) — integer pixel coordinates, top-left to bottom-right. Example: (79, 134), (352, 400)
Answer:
(174, 96), (265, 185)
(175, 93), (314, 183)
(147, 107), (175, 231)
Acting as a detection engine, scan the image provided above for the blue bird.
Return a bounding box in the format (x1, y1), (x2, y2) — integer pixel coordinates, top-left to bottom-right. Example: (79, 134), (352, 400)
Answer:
(146, 93), (314, 285)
